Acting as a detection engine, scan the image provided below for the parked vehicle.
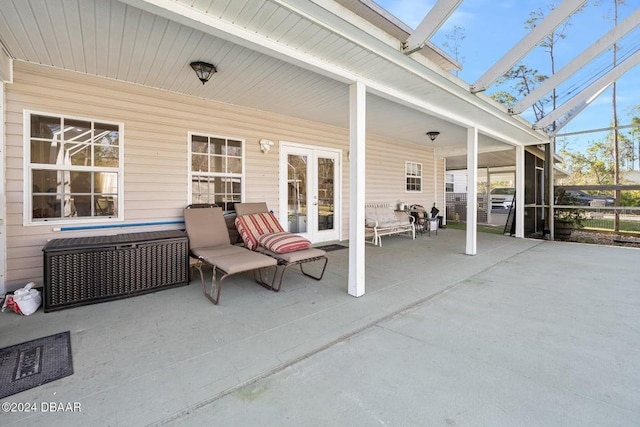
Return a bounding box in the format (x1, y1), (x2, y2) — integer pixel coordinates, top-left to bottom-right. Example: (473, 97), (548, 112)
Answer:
(490, 187), (515, 210)
(558, 189), (614, 206)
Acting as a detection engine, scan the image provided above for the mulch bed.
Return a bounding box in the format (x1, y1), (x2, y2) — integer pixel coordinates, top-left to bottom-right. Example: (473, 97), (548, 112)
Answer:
(563, 230), (640, 248)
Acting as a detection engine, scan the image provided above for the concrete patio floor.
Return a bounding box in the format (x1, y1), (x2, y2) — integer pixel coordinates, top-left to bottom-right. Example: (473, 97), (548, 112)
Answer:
(1, 229), (638, 426)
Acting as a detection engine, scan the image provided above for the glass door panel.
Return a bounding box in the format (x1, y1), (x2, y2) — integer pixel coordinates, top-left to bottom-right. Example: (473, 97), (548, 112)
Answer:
(288, 154), (308, 233)
(316, 157), (335, 232)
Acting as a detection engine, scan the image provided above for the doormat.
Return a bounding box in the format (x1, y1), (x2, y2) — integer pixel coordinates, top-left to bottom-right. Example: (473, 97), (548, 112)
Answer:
(0, 331), (73, 399)
(316, 244), (348, 252)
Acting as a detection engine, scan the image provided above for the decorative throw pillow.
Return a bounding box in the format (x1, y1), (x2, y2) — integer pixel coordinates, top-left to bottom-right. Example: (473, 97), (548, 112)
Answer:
(259, 232), (311, 253)
(235, 212), (285, 250)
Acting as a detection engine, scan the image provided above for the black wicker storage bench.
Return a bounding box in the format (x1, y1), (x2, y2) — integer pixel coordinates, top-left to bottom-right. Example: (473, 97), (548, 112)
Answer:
(42, 230), (189, 312)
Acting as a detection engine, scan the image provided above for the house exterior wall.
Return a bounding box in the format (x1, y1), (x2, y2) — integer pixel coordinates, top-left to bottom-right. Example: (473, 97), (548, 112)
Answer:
(447, 170), (468, 193)
(366, 141), (438, 211)
(4, 62), (440, 291)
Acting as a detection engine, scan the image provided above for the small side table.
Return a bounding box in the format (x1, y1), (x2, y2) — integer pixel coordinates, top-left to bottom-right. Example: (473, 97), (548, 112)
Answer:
(410, 211), (432, 236)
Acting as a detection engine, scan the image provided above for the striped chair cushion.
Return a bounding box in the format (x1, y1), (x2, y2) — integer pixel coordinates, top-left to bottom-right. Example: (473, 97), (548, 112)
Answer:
(235, 212), (285, 251)
(258, 232), (311, 254)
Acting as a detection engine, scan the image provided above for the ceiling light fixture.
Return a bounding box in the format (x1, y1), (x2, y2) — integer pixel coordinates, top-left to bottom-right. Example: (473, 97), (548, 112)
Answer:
(190, 61), (217, 85)
(426, 131), (440, 141)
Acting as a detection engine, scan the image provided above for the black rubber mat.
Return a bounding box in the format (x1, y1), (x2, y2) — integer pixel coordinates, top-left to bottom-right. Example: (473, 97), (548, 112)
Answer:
(0, 331), (73, 399)
(316, 244), (348, 252)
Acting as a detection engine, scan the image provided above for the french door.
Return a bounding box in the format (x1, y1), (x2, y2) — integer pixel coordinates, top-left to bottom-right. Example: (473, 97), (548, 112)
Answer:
(279, 143), (341, 243)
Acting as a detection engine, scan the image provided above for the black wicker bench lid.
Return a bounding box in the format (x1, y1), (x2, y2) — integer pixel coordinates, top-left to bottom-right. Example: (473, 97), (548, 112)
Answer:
(43, 230), (186, 252)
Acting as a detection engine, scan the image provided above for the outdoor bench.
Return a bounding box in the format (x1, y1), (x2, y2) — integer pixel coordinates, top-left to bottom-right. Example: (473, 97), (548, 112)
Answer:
(365, 203), (415, 247)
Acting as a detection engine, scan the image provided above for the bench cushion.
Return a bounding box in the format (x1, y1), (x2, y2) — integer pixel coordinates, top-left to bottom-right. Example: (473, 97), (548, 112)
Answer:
(260, 247), (327, 263)
(196, 248), (277, 274)
(365, 206), (407, 228)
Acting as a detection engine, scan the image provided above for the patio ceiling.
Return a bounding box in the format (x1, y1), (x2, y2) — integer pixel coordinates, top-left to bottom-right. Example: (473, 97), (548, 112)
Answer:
(445, 148), (516, 171)
(0, 0), (549, 153)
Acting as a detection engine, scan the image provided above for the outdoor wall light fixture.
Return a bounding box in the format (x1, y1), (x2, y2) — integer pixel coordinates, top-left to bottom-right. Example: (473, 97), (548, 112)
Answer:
(426, 131), (440, 141)
(259, 139), (274, 154)
(190, 61), (217, 84)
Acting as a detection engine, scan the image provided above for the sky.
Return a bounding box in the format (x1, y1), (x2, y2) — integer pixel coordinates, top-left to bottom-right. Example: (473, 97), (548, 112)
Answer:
(374, 0), (640, 159)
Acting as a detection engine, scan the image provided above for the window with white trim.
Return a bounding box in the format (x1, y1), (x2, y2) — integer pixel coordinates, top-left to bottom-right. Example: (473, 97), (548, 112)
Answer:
(405, 161), (422, 192)
(446, 173), (455, 192)
(27, 112), (122, 223)
(189, 133), (243, 211)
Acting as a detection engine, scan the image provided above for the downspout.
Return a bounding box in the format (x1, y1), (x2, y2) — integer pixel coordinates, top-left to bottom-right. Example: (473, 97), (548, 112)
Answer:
(0, 43), (11, 295)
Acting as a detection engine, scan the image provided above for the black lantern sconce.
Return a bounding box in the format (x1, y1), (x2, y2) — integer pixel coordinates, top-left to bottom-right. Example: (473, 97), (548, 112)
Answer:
(426, 131), (440, 142)
(190, 61), (217, 85)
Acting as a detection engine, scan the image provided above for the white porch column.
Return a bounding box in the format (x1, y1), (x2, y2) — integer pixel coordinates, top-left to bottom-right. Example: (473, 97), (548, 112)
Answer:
(466, 127), (478, 255)
(515, 145), (525, 238)
(0, 82), (5, 295)
(348, 81), (366, 297)
(486, 167), (492, 225)
(548, 139), (555, 240)
(441, 156), (447, 226)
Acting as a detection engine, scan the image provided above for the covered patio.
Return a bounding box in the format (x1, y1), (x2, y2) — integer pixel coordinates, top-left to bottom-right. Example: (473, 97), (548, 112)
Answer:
(1, 230), (639, 425)
(0, 0), (550, 298)
(2, 1), (639, 423)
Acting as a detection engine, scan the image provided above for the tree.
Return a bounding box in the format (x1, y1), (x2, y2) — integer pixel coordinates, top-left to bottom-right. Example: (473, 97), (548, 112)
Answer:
(525, 4), (570, 121)
(442, 25), (466, 77)
(490, 91), (517, 109)
(493, 65), (548, 120)
(631, 110), (640, 169)
(558, 126), (636, 182)
(602, 0), (627, 229)
(617, 126), (636, 170)
(559, 139), (614, 185)
(490, 2), (572, 121)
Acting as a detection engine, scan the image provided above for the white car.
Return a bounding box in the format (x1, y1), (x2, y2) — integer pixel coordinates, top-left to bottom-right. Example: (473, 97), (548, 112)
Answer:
(490, 187), (515, 210)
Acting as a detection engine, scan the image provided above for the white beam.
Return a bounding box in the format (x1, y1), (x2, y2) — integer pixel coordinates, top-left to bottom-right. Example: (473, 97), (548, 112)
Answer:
(512, 8), (640, 114)
(471, 0), (586, 93)
(402, 0), (463, 55)
(515, 146), (525, 238)
(348, 81), (366, 297)
(466, 127), (478, 255)
(535, 48), (640, 131)
(547, 86), (610, 135)
(436, 142), (515, 157)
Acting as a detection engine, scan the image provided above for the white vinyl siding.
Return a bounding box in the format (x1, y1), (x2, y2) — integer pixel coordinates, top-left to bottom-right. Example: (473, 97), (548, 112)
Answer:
(4, 62), (440, 291)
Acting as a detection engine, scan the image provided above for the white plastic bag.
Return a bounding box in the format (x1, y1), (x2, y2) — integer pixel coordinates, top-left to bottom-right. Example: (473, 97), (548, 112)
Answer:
(2, 282), (42, 315)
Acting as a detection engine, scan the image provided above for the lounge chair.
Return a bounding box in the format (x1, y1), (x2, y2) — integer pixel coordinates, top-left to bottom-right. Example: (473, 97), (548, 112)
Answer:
(234, 203), (328, 291)
(183, 206), (277, 304)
